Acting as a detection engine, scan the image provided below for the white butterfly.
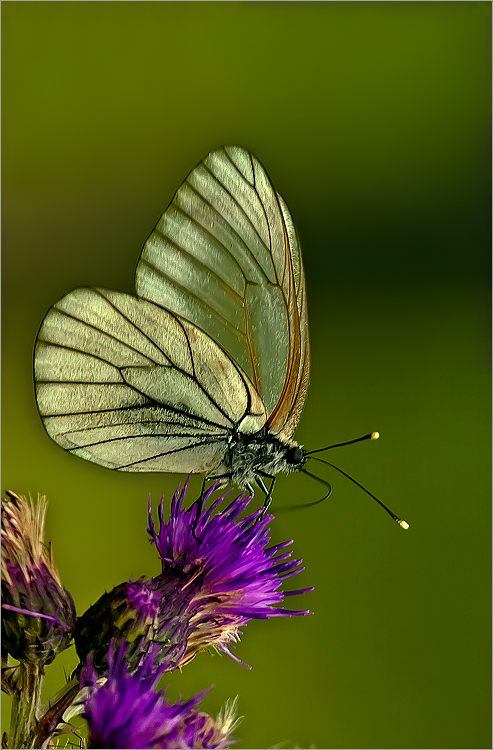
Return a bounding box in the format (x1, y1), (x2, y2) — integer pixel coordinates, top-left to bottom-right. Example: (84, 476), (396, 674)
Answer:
(34, 146), (310, 496)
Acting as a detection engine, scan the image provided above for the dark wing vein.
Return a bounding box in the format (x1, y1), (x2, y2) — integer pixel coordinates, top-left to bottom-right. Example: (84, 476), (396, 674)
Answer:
(246, 152), (278, 285)
(138, 257), (245, 340)
(181, 177), (271, 285)
(200, 162), (272, 260)
(67, 432), (228, 450)
(40, 400), (231, 431)
(174, 181), (250, 283)
(116, 439), (224, 470)
(92, 288), (169, 361)
(51, 306), (161, 365)
(53, 419), (224, 439)
(152, 223), (244, 304)
(36, 340), (131, 371)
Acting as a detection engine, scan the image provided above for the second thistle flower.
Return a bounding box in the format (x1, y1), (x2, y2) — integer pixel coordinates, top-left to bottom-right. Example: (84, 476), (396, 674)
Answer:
(1, 491), (76, 667)
(81, 640), (240, 749)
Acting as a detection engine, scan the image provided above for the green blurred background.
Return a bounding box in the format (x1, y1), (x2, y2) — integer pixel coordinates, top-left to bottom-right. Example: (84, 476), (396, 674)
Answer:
(2, 3), (491, 748)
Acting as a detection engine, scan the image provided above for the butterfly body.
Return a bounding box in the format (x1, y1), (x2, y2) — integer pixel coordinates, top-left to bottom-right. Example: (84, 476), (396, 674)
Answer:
(35, 146), (310, 493)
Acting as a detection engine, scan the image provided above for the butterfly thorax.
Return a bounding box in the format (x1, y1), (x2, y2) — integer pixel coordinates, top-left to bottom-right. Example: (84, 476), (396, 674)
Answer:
(223, 428), (307, 488)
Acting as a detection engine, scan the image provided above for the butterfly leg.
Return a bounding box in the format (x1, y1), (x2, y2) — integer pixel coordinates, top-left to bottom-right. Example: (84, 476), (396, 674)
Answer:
(191, 473), (234, 542)
(257, 473), (276, 514)
(191, 477), (209, 543)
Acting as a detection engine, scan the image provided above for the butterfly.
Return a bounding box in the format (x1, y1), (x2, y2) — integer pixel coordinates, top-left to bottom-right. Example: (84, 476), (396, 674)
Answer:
(34, 146), (310, 499)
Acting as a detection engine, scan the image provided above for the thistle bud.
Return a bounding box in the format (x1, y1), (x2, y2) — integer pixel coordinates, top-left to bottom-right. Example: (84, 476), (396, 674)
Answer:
(1, 491), (76, 667)
(75, 575), (192, 674)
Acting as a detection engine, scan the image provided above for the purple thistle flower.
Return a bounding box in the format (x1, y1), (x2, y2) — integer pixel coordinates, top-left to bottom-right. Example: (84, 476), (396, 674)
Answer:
(147, 478), (313, 667)
(75, 479), (312, 674)
(1, 492), (76, 666)
(81, 640), (239, 749)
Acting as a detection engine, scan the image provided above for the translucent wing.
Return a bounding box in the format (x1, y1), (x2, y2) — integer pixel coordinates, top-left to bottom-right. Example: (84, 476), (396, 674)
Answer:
(34, 287), (266, 472)
(136, 146), (309, 439)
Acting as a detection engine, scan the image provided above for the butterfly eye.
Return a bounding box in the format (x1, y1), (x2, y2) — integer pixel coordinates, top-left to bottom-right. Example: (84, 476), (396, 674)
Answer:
(285, 446), (304, 465)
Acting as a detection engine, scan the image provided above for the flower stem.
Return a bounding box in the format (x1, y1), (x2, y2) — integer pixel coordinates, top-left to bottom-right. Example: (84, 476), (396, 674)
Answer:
(8, 663), (43, 750)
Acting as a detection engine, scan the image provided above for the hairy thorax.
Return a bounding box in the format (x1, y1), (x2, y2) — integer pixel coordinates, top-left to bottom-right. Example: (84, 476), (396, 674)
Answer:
(219, 428), (307, 489)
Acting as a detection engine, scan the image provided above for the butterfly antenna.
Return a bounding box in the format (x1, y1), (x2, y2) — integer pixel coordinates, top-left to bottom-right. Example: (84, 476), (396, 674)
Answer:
(275, 470), (332, 512)
(308, 455), (409, 529)
(306, 431), (380, 455)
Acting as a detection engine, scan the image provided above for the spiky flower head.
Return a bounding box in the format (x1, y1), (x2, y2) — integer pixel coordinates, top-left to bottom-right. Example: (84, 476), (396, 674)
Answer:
(81, 640), (239, 749)
(1, 491), (76, 666)
(75, 480), (311, 674)
(148, 478), (313, 667)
